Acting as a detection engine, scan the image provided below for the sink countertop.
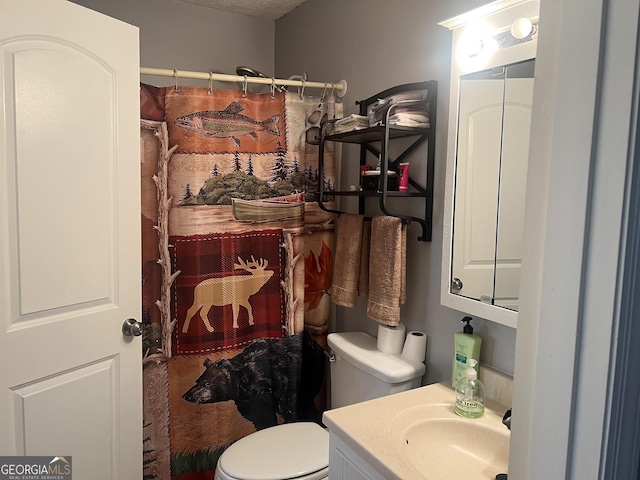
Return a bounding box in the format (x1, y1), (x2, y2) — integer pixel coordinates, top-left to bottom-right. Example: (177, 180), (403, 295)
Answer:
(322, 382), (509, 480)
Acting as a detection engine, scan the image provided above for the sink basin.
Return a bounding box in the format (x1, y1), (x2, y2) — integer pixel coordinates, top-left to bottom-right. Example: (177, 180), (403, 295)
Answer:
(390, 403), (510, 479)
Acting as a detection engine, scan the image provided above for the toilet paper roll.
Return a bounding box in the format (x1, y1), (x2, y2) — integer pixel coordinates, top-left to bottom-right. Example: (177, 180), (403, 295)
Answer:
(376, 323), (406, 354)
(401, 331), (427, 363)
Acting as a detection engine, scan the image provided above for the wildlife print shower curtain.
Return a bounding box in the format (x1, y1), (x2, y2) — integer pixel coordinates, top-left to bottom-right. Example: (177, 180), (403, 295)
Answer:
(140, 83), (341, 480)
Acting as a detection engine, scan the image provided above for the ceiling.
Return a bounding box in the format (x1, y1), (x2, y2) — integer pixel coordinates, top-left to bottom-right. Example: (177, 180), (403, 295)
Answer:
(176, 0), (308, 20)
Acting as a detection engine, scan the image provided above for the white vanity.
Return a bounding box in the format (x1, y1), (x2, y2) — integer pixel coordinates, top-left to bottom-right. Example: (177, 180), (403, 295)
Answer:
(323, 382), (510, 480)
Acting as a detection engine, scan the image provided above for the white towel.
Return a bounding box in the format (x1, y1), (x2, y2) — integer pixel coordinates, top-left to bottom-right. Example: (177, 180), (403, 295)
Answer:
(334, 114), (370, 133)
(389, 112), (430, 124)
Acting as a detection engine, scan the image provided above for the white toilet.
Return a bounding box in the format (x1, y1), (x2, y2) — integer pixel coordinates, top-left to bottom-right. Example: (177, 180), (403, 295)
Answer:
(214, 331), (426, 480)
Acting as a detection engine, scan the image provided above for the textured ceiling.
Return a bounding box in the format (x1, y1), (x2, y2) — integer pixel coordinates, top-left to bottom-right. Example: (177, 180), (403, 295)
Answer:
(176, 0), (308, 20)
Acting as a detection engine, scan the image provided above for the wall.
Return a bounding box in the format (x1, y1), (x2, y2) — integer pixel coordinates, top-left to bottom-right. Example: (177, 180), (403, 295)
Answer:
(71, 0), (275, 88)
(275, 0), (517, 383)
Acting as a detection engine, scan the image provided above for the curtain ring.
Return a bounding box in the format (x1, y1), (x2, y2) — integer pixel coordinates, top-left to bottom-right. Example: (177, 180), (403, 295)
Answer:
(299, 79), (306, 100)
(330, 83), (335, 97)
(208, 72), (214, 96)
(242, 75), (248, 98)
(321, 82), (329, 102)
(173, 68), (180, 93)
(270, 77), (276, 99)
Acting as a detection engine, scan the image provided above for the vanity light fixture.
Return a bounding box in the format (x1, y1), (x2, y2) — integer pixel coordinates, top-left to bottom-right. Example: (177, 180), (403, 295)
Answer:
(510, 17), (537, 39)
(457, 23), (499, 70)
(462, 37), (485, 58)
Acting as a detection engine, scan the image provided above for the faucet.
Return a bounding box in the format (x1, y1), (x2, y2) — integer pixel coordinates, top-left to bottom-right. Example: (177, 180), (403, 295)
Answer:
(502, 408), (512, 430)
(495, 409), (512, 480)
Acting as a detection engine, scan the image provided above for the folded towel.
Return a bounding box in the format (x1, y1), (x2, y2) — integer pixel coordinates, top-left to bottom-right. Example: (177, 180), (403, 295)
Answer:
(358, 219), (372, 297)
(369, 97), (429, 124)
(367, 216), (406, 326)
(389, 118), (430, 128)
(389, 112), (430, 124)
(368, 91), (428, 114)
(334, 114), (370, 134)
(331, 214), (364, 307)
(335, 114), (369, 126)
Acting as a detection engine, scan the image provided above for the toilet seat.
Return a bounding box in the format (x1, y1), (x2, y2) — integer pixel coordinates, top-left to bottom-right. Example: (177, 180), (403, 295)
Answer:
(215, 422), (329, 480)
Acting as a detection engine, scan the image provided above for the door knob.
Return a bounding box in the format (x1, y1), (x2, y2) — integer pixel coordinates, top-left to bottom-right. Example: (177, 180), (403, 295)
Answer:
(122, 318), (143, 337)
(451, 277), (463, 293)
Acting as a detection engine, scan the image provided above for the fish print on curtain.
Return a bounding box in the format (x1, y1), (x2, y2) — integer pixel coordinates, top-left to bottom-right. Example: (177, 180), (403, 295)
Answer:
(140, 83), (341, 480)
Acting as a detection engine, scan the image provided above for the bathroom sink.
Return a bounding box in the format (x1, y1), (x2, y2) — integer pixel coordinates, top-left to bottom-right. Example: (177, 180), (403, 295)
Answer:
(390, 403), (510, 479)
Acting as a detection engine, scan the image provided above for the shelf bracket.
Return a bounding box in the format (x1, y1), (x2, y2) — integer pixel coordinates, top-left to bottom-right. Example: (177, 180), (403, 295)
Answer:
(317, 119), (342, 215)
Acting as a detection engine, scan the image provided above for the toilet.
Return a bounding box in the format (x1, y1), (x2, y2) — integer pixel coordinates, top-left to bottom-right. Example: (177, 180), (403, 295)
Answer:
(214, 331), (426, 480)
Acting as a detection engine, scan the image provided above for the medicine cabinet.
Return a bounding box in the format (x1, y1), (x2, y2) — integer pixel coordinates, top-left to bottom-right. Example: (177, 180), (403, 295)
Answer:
(439, 0), (539, 328)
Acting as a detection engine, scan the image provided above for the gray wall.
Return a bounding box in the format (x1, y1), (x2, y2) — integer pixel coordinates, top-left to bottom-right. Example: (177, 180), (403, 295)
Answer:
(73, 0), (516, 384)
(72, 0), (275, 88)
(276, 0), (516, 383)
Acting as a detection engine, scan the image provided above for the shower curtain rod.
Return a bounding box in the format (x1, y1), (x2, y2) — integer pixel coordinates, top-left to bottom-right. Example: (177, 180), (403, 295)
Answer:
(140, 67), (348, 97)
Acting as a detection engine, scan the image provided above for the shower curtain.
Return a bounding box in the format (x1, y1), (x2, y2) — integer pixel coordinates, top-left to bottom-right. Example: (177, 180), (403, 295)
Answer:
(140, 83), (342, 480)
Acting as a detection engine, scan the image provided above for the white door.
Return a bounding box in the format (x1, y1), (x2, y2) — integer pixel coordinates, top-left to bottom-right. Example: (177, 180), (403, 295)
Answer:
(452, 78), (504, 302)
(452, 74), (533, 308)
(494, 76), (534, 309)
(0, 1), (141, 479)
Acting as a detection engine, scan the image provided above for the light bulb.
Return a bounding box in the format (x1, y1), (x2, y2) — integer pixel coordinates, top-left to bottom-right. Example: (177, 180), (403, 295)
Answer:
(462, 38), (484, 58)
(511, 17), (534, 39)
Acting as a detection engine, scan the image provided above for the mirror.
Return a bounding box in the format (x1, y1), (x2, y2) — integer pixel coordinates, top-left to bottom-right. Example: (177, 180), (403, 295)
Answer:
(440, 0), (539, 328)
(452, 59), (535, 311)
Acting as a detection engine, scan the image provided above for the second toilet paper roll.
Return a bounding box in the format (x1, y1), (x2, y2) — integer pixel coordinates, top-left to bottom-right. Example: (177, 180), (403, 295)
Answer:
(401, 331), (427, 363)
(376, 323), (406, 354)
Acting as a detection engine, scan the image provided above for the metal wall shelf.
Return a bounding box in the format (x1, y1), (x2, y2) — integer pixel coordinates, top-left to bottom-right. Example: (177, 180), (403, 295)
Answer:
(317, 80), (437, 241)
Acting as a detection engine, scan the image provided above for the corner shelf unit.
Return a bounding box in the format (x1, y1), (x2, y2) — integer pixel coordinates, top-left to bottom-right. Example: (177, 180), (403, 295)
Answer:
(317, 80), (437, 242)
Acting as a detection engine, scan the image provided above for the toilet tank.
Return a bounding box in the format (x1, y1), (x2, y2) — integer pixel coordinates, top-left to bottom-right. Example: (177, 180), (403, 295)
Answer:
(327, 332), (426, 409)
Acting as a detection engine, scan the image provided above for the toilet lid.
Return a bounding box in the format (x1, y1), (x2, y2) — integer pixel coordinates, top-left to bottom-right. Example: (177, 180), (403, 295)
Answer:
(218, 422), (329, 480)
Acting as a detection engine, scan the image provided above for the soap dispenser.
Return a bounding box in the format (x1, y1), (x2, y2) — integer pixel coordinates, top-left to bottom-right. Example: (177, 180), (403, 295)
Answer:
(454, 359), (485, 418)
(451, 316), (482, 389)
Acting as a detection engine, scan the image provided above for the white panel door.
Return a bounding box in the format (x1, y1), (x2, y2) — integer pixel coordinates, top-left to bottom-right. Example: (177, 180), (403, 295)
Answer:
(0, 1), (141, 479)
(452, 79), (504, 301)
(452, 77), (533, 308)
(494, 77), (534, 309)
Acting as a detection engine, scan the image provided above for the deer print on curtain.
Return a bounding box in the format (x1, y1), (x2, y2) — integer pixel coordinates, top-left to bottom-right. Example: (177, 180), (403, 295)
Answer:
(182, 256), (275, 333)
(140, 83), (342, 480)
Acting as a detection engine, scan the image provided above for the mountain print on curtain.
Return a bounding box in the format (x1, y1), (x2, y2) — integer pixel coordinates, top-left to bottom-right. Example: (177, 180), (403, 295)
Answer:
(140, 83), (341, 480)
